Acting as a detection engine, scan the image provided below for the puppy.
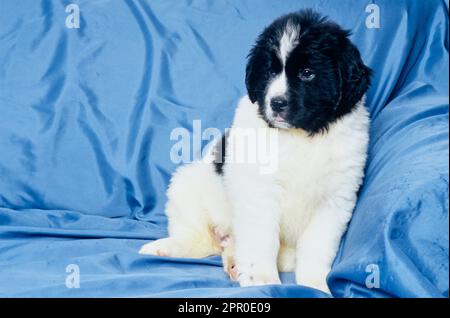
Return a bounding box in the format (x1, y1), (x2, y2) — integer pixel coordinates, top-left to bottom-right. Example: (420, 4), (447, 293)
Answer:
(140, 9), (371, 293)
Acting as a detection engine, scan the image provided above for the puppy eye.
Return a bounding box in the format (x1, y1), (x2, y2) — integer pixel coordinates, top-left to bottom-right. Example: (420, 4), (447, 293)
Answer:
(299, 68), (315, 81)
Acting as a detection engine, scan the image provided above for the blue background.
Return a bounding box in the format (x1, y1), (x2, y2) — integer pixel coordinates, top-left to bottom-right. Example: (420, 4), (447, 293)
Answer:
(0, 0), (448, 297)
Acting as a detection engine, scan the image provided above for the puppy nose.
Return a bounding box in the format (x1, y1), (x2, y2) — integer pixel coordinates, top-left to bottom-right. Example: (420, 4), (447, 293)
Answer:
(271, 97), (288, 112)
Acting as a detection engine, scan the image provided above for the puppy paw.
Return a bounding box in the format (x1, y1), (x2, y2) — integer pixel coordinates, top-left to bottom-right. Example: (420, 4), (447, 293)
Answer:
(220, 238), (238, 281)
(238, 271), (281, 287)
(236, 264), (281, 287)
(222, 254), (238, 281)
(277, 246), (296, 272)
(226, 262), (239, 281)
(297, 277), (330, 294)
(139, 238), (174, 256)
(296, 266), (331, 294)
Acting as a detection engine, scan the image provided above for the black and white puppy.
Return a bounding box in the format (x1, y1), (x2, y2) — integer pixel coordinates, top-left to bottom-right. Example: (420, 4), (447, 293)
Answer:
(140, 10), (371, 293)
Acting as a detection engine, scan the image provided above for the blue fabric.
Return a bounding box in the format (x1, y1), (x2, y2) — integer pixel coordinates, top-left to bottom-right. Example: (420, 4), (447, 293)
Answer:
(0, 0), (448, 298)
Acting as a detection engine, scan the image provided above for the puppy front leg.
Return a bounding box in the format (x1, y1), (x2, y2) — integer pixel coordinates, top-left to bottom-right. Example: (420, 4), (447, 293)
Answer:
(230, 182), (282, 287)
(295, 197), (355, 293)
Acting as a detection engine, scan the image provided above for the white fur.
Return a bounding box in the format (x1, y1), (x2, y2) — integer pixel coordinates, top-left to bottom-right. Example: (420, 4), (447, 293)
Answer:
(140, 94), (369, 293)
(278, 22), (300, 64)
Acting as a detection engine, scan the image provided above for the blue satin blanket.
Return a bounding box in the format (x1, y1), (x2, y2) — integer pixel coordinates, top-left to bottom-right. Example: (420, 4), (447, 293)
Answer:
(0, 0), (448, 297)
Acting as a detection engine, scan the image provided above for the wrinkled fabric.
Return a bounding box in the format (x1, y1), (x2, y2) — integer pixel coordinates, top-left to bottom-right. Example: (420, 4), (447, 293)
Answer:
(0, 0), (448, 297)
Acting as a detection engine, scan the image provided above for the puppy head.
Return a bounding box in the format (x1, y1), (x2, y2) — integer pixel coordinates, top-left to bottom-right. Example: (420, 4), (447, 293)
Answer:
(245, 10), (372, 134)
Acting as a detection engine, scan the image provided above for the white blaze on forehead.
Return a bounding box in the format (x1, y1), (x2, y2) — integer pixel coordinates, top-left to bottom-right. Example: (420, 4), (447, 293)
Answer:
(278, 21), (300, 65)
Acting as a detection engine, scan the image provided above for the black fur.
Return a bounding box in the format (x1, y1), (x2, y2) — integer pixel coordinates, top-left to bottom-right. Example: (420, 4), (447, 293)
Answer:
(245, 9), (372, 134)
(213, 132), (229, 175)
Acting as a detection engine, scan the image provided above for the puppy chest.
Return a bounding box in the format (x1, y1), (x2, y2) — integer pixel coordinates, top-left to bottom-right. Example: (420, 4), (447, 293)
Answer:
(275, 140), (336, 240)
(276, 139), (332, 196)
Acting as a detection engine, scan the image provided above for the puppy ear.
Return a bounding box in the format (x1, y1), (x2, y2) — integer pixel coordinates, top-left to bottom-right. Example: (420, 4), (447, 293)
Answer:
(245, 45), (265, 104)
(337, 40), (372, 112)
